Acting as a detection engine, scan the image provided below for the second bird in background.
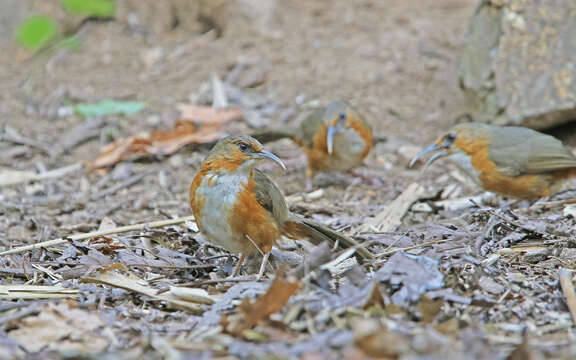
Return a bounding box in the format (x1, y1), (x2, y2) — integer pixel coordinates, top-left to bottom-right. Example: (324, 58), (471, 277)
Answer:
(254, 100), (373, 190)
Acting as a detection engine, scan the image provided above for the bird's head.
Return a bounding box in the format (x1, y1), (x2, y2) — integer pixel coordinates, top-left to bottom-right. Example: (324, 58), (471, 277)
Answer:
(204, 135), (286, 172)
(323, 101), (361, 154)
(409, 122), (488, 168)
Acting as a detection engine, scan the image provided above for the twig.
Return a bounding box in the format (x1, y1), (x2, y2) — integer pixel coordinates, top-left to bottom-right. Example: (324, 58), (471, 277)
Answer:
(0, 304), (40, 325)
(0, 163), (82, 187)
(525, 197), (576, 211)
(0, 216), (196, 256)
(90, 172), (148, 200)
(373, 238), (448, 261)
(471, 200), (550, 237)
(559, 268), (576, 326)
(1, 126), (55, 156)
(0, 268), (40, 278)
(179, 276), (258, 287)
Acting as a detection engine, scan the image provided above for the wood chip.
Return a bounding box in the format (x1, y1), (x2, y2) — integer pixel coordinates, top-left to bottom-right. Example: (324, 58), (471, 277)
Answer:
(360, 183), (425, 232)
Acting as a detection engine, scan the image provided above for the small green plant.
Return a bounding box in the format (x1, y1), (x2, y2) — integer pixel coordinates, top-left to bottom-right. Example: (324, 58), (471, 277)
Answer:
(74, 100), (147, 118)
(15, 15), (60, 51)
(15, 0), (116, 52)
(60, 0), (116, 18)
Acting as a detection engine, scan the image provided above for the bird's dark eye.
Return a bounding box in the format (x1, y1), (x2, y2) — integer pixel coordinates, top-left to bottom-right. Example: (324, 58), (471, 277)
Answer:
(238, 142), (249, 152)
(446, 133), (457, 141)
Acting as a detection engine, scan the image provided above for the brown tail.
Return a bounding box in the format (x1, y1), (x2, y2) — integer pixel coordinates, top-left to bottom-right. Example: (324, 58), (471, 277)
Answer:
(284, 217), (373, 259)
(251, 129), (296, 144)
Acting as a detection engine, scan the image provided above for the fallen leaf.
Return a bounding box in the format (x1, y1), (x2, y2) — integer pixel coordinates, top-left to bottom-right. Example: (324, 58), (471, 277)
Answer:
(92, 120), (222, 168)
(417, 295), (443, 323)
(177, 104), (243, 125)
(80, 263), (205, 313)
(170, 287), (215, 305)
(7, 302), (108, 354)
(225, 268), (300, 335)
(352, 319), (409, 358)
(376, 252), (444, 307)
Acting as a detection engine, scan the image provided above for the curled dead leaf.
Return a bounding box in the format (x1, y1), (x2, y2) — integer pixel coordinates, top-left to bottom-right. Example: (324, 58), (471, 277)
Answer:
(92, 105), (243, 168)
(225, 268), (300, 336)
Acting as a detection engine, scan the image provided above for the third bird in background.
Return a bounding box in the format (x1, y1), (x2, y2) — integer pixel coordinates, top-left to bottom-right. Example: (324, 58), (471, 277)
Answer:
(410, 122), (576, 199)
(254, 100), (373, 191)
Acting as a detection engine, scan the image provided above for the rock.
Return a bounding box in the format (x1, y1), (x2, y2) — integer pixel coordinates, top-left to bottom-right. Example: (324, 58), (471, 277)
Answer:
(117, 0), (203, 34)
(460, 0), (576, 130)
(201, 0), (279, 38)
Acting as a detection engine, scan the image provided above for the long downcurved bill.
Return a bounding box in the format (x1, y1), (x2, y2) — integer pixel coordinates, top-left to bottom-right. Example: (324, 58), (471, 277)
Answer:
(409, 144), (448, 169)
(256, 150), (286, 171)
(326, 125), (339, 155)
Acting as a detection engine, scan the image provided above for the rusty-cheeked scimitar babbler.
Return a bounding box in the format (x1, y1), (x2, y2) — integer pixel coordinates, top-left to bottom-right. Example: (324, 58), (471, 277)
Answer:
(410, 122), (576, 199)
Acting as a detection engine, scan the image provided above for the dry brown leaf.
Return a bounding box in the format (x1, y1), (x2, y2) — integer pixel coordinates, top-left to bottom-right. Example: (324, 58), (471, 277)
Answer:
(80, 263), (205, 313)
(92, 120), (223, 168)
(7, 302), (108, 354)
(92, 104), (244, 168)
(226, 268), (300, 335)
(352, 319), (409, 359)
(417, 295), (443, 323)
(177, 104), (243, 125)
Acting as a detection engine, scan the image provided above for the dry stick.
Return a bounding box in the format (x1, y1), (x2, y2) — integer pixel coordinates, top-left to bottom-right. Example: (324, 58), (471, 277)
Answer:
(0, 163), (82, 187)
(90, 171), (148, 200)
(559, 268), (576, 325)
(526, 197), (576, 211)
(0, 216), (196, 257)
(374, 238), (448, 262)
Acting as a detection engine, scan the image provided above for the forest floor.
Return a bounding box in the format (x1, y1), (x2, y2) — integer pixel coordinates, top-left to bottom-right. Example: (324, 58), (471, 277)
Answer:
(2, 0), (576, 358)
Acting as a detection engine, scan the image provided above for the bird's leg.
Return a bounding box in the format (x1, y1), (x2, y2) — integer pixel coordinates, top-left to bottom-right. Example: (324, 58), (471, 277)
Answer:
(232, 253), (247, 277)
(348, 169), (383, 187)
(256, 252), (271, 280)
(305, 167), (315, 192)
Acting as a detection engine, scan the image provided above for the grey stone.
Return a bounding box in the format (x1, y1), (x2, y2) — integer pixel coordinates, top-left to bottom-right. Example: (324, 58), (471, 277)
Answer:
(460, 0), (576, 130)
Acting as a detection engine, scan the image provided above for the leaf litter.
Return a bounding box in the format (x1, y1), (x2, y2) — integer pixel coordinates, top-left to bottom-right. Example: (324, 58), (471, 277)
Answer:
(3, 79), (576, 359)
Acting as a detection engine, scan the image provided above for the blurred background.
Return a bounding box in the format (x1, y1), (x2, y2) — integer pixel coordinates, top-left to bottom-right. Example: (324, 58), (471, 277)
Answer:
(1, 0), (476, 150)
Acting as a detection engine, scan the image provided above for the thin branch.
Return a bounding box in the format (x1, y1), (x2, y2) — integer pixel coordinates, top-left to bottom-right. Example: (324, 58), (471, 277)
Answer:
(0, 216), (196, 257)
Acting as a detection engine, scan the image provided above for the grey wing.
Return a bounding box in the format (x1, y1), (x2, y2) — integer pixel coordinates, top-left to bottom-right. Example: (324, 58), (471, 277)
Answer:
(490, 127), (576, 175)
(297, 108), (326, 148)
(253, 169), (290, 223)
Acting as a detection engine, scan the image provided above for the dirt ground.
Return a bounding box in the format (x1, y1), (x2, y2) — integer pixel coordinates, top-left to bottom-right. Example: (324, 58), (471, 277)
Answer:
(2, 0), (576, 359)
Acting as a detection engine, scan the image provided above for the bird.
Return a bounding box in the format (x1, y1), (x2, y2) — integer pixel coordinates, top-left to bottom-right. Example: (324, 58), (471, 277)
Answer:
(253, 100), (373, 190)
(409, 122), (576, 199)
(189, 134), (372, 278)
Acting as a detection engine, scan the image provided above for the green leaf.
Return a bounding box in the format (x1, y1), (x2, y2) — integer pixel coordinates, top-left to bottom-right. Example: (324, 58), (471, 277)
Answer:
(15, 15), (60, 51)
(60, 0), (116, 18)
(74, 100), (146, 117)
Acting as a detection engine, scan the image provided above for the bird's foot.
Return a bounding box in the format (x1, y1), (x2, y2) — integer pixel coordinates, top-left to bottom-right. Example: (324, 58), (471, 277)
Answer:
(348, 169), (383, 187)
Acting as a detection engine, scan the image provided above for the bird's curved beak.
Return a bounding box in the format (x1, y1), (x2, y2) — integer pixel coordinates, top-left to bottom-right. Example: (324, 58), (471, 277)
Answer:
(409, 144), (449, 169)
(326, 112), (347, 155)
(255, 150), (286, 171)
(326, 125), (338, 155)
